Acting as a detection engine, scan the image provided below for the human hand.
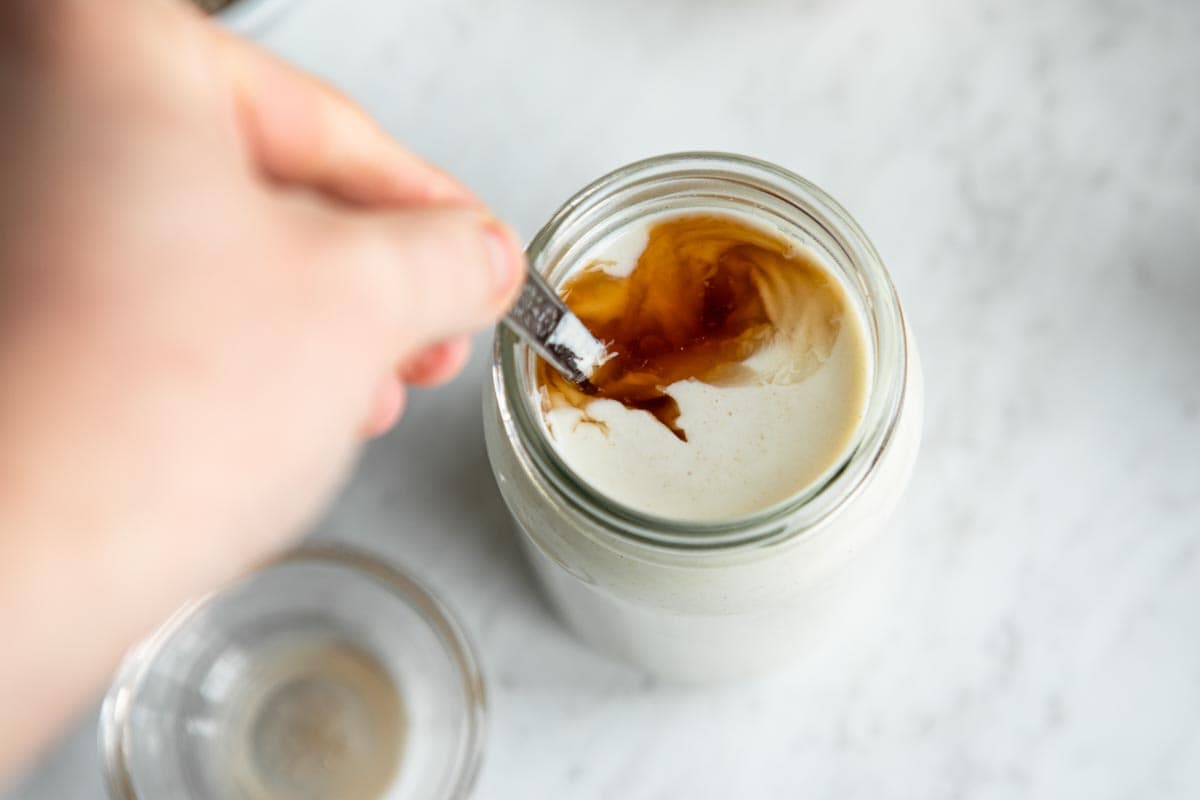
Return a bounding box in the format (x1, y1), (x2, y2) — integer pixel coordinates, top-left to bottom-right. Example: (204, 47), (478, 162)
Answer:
(0, 0), (525, 776)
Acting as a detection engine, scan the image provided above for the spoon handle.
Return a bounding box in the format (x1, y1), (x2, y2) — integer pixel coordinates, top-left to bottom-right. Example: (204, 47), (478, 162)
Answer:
(503, 270), (608, 386)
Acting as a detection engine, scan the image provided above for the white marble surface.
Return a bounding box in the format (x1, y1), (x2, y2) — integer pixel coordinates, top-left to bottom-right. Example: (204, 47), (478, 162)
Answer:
(9, 0), (1200, 797)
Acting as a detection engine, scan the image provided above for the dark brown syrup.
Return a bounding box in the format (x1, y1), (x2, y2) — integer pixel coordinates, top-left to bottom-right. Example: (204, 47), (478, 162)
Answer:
(537, 214), (843, 442)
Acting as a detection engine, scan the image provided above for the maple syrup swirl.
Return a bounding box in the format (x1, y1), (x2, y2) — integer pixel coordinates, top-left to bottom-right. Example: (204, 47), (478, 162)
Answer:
(537, 214), (846, 441)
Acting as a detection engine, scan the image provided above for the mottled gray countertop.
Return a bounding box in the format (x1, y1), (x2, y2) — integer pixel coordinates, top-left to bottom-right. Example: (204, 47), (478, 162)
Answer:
(9, 0), (1199, 797)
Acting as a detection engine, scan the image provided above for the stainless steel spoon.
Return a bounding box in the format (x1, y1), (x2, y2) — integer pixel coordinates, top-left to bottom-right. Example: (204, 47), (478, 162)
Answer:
(503, 270), (609, 387)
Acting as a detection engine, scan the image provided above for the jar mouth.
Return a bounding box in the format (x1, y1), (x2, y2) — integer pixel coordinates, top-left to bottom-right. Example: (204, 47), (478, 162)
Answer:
(492, 152), (908, 550)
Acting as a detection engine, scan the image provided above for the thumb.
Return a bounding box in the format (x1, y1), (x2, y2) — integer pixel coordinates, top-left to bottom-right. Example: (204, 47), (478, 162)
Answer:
(328, 206), (526, 352)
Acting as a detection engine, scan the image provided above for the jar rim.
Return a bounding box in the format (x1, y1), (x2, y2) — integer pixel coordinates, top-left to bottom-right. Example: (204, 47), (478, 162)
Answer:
(491, 151), (909, 550)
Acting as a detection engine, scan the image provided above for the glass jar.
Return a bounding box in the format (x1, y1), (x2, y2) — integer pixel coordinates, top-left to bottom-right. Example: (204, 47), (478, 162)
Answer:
(205, 0), (300, 33)
(100, 547), (485, 799)
(484, 152), (923, 683)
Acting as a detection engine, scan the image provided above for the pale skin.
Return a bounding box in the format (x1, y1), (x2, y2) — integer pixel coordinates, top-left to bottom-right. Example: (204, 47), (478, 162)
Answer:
(0, 0), (526, 781)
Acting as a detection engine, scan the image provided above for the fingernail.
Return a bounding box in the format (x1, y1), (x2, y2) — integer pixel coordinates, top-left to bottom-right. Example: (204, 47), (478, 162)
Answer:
(483, 220), (523, 300)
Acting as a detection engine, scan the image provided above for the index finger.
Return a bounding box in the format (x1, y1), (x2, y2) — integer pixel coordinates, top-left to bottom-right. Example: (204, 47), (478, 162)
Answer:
(210, 24), (477, 208)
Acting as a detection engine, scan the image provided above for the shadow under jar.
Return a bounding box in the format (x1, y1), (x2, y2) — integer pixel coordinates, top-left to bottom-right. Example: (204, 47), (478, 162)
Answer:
(484, 152), (924, 683)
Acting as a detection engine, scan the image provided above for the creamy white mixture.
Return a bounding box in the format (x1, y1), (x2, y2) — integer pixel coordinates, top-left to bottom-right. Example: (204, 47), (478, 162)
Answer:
(537, 212), (872, 521)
